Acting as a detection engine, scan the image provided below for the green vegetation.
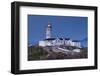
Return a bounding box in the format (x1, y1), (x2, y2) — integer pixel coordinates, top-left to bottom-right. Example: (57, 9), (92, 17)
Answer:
(28, 45), (48, 61)
(28, 45), (88, 61)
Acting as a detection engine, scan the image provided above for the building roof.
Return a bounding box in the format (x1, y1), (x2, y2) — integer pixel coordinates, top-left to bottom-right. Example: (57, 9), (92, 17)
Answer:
(59, 38), (70, 40)
(44, 38), (70, 40)
(44, 38), (55, 40)
(72, 40), (80, 42)
(43, 38), (80, 42)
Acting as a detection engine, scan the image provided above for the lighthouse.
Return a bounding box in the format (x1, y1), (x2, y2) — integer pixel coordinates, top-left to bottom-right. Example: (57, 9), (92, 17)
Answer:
(39, 21), (81, 48)
(46, 22), (52, 39)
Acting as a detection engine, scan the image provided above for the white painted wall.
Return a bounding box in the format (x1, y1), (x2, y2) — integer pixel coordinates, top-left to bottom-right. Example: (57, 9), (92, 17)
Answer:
(0, 0), (99, 76)
(39, 41), (46, 46)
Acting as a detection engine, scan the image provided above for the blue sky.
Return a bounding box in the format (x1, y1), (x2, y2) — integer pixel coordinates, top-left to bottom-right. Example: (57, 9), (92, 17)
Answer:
(28, 15), (88, 46)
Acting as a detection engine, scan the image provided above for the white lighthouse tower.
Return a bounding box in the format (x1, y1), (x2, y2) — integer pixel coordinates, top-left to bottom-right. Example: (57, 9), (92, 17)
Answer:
(46, 22), (52, 39)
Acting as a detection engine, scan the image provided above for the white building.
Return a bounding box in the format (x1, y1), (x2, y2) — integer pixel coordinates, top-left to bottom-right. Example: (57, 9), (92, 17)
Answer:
(39, 22), (81, 48)
(46, 22), (52, 39)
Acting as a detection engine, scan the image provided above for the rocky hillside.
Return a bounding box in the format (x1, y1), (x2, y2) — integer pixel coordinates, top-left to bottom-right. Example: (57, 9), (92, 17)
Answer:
(28, 45), (88, 61)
